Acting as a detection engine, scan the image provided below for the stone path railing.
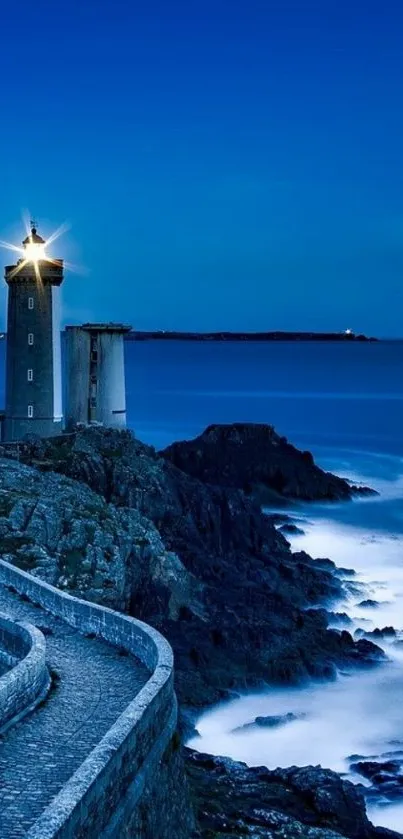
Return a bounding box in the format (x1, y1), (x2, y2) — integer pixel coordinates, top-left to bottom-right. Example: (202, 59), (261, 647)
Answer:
(0, 614), (48, 731)
(0, 559), (176, 839)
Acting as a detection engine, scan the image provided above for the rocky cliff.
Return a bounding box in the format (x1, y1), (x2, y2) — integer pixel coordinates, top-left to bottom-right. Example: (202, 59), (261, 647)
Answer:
(0, 427), (382, 707)
(0, 426), (394, 839)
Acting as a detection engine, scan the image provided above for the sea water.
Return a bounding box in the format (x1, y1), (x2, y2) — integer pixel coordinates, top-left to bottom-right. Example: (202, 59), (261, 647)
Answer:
(1, 338), (403, 830)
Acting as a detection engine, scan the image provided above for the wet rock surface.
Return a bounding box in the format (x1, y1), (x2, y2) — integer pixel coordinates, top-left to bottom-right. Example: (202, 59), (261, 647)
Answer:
(354, 627), (396, 641)
(232, 711), (306, 733)
(187, 750), (401, 839)
(279, 523), (305, 536)
(358, 600), (381, 608)
(349, 752), (403, 810)
(351, 760), (402, 781)
(161, 423), (376, 504)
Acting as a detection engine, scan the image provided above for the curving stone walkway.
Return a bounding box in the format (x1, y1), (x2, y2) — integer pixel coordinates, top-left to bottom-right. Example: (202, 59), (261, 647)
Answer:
(0, 583), (149, 839)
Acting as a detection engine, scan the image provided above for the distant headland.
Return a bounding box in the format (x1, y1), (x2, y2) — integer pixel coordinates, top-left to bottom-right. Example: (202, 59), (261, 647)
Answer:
(0, 330), (378, 342)
(127, 330), (378, 342)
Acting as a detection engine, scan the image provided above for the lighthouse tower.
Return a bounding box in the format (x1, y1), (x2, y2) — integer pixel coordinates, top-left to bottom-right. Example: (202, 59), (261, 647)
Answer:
(3, 225), (64, 441)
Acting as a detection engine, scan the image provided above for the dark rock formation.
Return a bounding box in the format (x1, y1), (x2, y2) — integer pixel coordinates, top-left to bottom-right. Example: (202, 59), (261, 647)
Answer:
(349, 756), (403, 808)
(186, 750), (401, 839)
(0, 428), (384, 708)
(355, 627), (396, 641)
(351, 760), (402, 781)
(280, 523), (305, 536)
(358, 600), (381, 608)
(232, 711), (306, 733)
(161, 424), (375, 504)
(316, 610), (352, 627)
(265, 513), (294, 526)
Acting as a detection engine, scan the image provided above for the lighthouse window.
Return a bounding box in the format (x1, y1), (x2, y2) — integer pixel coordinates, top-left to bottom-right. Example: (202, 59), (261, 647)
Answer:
(27, 405), (34, 418)
(28, 333), (34, 345)
(27, 369), (33, 382)
(28, 297), (34, 310)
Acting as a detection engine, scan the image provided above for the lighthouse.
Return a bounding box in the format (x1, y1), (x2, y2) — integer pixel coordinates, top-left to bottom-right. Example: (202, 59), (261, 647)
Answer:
(3, 224), (64, 441)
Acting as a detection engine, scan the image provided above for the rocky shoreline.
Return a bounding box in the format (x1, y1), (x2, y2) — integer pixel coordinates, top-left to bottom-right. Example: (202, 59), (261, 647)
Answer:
(0, 423), (398, 838)
(187, 750), (400, 839)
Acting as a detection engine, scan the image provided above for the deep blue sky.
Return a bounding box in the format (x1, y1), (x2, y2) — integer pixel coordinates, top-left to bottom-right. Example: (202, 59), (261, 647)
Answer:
(1, 0), (402, 335)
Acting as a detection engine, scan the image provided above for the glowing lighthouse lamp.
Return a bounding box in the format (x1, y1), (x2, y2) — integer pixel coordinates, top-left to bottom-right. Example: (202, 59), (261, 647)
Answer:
(0, 218), (70, 283)
(23, 226), (47, 262)
(0, 217), (71, 276)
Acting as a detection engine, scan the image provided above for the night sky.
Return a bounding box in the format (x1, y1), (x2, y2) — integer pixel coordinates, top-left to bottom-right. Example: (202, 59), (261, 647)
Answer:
(1, 1), (402, 335)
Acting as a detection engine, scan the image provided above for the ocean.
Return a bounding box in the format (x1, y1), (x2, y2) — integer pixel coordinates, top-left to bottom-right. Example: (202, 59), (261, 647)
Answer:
(125, 339), (403, 457)
(1, 338), (403, 831)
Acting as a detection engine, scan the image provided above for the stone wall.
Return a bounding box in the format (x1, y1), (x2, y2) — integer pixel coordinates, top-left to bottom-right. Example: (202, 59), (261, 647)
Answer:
(0, 614), (48, 730)
(0, 559), (193, 839)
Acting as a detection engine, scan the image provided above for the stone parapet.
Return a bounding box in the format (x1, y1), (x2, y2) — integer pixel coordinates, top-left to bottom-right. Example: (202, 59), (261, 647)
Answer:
(0, 613), (48, 731)
(0, 559), (179, 839)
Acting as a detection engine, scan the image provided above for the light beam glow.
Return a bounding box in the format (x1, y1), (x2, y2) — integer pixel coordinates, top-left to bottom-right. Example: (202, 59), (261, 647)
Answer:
(0, 217), (86, 280)
(0, 216), (71, 283)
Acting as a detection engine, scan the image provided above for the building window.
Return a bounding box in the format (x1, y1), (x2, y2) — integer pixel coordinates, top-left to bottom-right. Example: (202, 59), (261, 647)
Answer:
(28, 405), (34, 418)
(28, 297), (34, 310)
(27, 369), (33, 382)
(28, 333), (34, 345)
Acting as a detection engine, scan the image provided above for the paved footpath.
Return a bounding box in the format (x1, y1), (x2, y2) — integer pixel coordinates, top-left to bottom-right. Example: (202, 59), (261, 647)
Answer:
(0, 583), (149, 839)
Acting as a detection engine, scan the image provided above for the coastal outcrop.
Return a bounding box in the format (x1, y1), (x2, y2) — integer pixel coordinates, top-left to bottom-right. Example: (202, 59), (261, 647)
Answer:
(161, 423), (375, 504)
(0, 428), (383, 708)
(187, 750), (401, 839)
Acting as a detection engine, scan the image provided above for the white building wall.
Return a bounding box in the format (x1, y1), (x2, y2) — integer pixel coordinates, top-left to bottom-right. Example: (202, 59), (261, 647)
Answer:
(97, 332), (127, 428)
